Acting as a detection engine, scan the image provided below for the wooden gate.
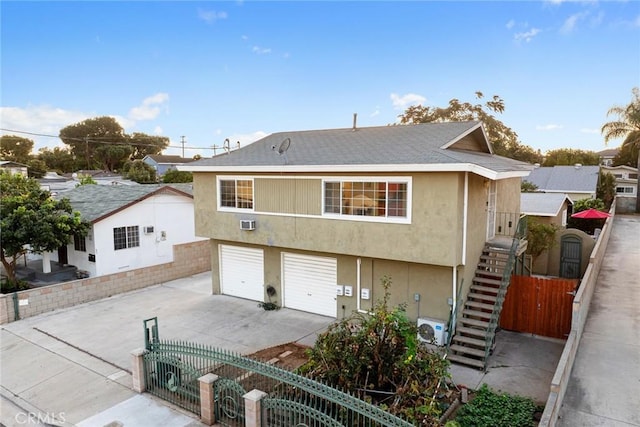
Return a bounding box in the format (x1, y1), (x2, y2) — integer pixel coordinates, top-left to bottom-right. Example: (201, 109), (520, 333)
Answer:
(499, 275), (578, 339)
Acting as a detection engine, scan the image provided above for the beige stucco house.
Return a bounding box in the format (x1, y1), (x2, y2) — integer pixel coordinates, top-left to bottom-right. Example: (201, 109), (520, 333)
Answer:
(182, 121), (532, 338)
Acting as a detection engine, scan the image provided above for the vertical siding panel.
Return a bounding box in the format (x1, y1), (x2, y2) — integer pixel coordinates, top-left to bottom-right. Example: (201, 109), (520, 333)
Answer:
(254, 178), (321, 215)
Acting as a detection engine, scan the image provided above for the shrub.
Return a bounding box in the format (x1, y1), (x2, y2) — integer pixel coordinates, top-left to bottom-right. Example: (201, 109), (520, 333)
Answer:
(454, 384), (537, 427)
(298, 276), (450, 425)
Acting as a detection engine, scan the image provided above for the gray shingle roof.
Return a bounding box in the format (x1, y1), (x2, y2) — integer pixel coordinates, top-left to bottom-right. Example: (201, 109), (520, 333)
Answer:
(58, 184), (193, 223)
(524, 165), (599, 193)
(521, 193), (572, 216)
(182, 121), (532, 176)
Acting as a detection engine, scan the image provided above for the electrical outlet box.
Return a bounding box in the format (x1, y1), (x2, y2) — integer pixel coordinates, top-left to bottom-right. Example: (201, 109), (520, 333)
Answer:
(447, 297), (453, 306)
(414, 293), (420, 302)
(344, 286), (353, 297)
(336, 286), (344, 296)
(361, 288), (370, 300)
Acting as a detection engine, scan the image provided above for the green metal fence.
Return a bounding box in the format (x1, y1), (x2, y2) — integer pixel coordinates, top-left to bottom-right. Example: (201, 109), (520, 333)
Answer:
(141, 319), (413, 427)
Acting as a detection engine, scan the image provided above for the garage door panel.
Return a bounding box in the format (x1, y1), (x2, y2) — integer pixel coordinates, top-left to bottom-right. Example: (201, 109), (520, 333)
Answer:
(283, 253), (336, 317)
(220, 245), (264, 301)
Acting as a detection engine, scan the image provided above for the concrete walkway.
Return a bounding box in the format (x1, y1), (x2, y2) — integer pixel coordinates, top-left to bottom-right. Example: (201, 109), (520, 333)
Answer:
(1, 272), (334, 427)
(557, 214), (640, 426)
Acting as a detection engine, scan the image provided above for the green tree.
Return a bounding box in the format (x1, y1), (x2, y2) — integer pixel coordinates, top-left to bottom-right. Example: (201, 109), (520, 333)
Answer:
(597, 172), (616, 209)
(0, 172), (88, 283)
(122, 159), (157, 183)
(398, 92), (543, 164)
(76, 174), (97, 186)
(25, 159), (47, 178)
(59, 116), (131, 171)
(0, 135), (34, 164)
(162, 169), (193, 183)
(601, 87), (640, 213)
(128, 132), (170, 159)
(526, 218), (558, 266)
(37, 146), (80, 173)
(612, 142), (638, 167)
(521, 180), (539, 192)
(542, 148), (600, 166)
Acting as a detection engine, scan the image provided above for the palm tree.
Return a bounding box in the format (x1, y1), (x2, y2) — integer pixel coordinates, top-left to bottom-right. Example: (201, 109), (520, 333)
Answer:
(601, 87), (640, 213)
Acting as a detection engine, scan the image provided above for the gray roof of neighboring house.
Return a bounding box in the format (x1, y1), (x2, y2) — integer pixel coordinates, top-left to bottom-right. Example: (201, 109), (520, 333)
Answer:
(523, 165), (600, 193)
(182, 121), (533, 178)
(58, 184), (193, 223)
(521, 193), (572, 217)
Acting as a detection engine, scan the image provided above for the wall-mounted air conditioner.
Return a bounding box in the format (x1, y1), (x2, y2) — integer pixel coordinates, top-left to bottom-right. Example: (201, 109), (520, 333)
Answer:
(240, 220), (256, 231)
(144, 226), (155, 234)
(417, 317), (447, 346)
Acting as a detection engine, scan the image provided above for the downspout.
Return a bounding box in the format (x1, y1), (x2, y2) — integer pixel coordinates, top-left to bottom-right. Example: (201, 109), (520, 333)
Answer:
(357, 258), (367, 313)
(453, 172), (470, 321)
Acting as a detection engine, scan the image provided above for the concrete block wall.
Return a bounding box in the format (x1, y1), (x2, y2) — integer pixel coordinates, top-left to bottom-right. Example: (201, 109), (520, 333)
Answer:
(0, 240), (211, 325)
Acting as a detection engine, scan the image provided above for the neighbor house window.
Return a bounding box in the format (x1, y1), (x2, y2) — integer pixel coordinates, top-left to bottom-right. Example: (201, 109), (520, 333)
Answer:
(113, 226), (140, 250)
(74, 234), (86, 252)
(616, 186), (634, 194)
(219, 178), (254, 210)
(323, 179), (409, 219)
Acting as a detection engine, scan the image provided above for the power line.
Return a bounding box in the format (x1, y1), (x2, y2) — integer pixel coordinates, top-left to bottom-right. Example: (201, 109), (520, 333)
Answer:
(0, 128), (217, 151)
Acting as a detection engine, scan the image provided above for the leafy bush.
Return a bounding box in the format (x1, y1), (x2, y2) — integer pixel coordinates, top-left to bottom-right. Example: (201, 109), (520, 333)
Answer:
(298, 276), (450, 425)
(1, 277), (29, 294)
(454, 384), (537, 427)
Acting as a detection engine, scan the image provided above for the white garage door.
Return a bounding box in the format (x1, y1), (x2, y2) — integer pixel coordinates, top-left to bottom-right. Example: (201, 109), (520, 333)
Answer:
(219, 245), (264, 301)
(283, 253), (337, 317)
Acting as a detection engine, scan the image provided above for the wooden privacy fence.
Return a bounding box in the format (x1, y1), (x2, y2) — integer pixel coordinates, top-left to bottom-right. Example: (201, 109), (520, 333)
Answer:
(500, 275), (579, 339)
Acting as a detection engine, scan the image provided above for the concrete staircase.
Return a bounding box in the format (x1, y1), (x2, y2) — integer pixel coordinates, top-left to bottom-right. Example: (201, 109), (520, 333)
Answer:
(447, 243), (513, 370)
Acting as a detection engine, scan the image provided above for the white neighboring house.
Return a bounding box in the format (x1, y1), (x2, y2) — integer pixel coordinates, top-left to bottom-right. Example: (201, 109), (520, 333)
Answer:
(601, 165), (638, 198)
(48, 184), (205, 277)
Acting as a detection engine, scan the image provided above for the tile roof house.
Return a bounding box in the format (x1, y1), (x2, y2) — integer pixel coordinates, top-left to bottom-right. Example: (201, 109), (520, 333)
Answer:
(45, 184), (204, 277)
(596, 148), (619, 166)
(523, 164), (600, 202)
(181, 121), (533, 367)
(143, 155), (194, 176)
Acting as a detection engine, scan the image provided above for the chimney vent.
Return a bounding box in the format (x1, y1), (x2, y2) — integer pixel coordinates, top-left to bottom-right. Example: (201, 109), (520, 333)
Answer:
(352, 113), (357, 131)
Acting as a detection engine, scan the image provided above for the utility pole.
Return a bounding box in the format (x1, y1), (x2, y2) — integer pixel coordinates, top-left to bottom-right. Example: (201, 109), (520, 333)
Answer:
(180, 136), (186, 158)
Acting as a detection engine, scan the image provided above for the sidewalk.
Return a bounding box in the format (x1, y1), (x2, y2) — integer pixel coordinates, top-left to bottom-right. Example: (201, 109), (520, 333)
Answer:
(557, 215), (640, 426)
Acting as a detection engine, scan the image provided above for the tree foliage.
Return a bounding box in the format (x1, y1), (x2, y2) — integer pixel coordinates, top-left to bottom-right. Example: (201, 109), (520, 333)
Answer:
(521, 180), (539, 193)
(299, 277), (450, 425)
(0, 135), (34, 164)
(162, 169), (193, 183)
(59, 116), (130, 171)
(37, 146), (81, 173)
(601, 87), (640, 212)
(542, 148), (599, 166)
(122, 159), (157, 183)
(398, 92), (543, 164)
(25, 159), (47, 178)
(128, 132), (170, 159)
(0, 172), (89, 283)
(526, 218), (558, 265)
(612, 142), (638, 167)
(597, 172), (616, 209)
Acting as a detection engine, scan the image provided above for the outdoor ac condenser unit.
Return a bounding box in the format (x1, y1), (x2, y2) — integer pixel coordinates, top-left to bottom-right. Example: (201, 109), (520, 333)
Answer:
(417, 318), (447, 346)
(240, 220), (256, 231)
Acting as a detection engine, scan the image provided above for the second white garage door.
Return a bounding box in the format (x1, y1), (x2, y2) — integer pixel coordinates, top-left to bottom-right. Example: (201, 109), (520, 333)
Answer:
(282, 253), (337, 317)
(219, 245), (264, 301)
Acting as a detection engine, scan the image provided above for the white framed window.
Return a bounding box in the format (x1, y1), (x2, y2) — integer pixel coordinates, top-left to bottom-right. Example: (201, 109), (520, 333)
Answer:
(218, 177), (254, 210)
(322, 178), (410, 221)
(616, 186), (635, 195)
(113, 226), (140, 250)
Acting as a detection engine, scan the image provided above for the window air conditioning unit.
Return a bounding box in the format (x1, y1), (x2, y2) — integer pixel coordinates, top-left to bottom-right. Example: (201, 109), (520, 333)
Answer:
(240, 220), (256, 231)
(144, 226), (154, 234)
(417, 318), (447, 346)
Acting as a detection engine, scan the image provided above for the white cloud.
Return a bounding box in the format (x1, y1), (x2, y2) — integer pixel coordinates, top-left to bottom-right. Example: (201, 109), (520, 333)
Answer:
(536, 124), (563, 131)
(128, 93), (169, 121)
(153, 126), (163, 135)
(390, 93), (426, 110)
(560, 11), (589, 34)
(514, 28), (541, 42)
(197, 8), (228, 24)
(580, 127), (600, 134)
(506, 19), (515, 29)
(0, 105), (91, 151)
(252, 46), (271, 55)
(370, 108), (380, 117)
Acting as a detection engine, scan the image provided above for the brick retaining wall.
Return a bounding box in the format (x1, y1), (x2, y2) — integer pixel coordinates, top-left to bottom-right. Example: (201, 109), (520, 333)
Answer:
(0, 240), (211, 324)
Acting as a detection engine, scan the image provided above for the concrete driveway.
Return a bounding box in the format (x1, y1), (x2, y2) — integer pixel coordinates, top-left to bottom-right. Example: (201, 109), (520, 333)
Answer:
(1, 272), (334, 427)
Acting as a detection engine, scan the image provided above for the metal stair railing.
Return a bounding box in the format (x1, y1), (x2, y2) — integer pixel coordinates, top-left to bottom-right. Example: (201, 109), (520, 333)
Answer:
(482, 215), (528, 366)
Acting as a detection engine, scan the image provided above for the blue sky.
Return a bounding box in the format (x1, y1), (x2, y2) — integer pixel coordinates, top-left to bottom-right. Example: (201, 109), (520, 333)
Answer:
(1, 1), (639, 158)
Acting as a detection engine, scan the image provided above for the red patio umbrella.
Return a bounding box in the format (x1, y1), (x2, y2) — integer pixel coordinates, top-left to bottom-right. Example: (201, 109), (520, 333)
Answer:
(571, 208), (611, 219)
